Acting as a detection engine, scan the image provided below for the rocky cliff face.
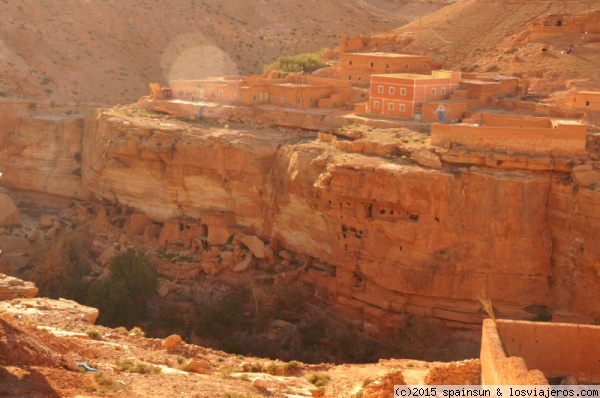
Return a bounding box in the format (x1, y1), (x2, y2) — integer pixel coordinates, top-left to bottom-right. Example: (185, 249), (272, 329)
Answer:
(2, 108), (598, 331)
(272, 143), (554, 326)
(0, 114), (84, 198)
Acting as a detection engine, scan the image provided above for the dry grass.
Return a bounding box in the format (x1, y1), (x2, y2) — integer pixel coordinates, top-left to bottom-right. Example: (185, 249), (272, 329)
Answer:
(477, 290), (496, 323)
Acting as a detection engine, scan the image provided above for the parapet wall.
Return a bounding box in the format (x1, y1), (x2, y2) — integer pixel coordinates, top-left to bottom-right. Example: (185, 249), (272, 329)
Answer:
(497, 320), (600, 383)
(431, 123), (586, 155)
(477, 114), (552, 128)
(480, 319), (548, 385)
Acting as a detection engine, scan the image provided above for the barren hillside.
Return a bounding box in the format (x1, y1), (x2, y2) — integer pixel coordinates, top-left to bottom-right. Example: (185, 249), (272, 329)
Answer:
(375, 0), (600, 97)
(0, 0), (454, 105)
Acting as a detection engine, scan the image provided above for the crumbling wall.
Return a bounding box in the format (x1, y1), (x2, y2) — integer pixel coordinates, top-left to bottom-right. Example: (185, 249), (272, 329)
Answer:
(363, 368), (405, 398)
(424, 359), (481, 385)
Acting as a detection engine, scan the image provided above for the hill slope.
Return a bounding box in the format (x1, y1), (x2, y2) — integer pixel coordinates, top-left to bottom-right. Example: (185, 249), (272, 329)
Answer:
(377, 0), (600, 96)
(0, 0), (454, 105)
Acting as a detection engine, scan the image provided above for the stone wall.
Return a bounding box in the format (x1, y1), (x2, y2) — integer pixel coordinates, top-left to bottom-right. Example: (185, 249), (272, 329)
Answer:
(480, 319), (548, 385)
(424, 359), (480, 385)
(431, 122), (587, 155)
(497, 320), (600, 384)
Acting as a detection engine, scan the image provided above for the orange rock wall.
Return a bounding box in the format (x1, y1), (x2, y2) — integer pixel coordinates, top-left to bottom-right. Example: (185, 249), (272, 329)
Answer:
(0, 115), (84, 197)
(547, 181), (600, 322)
(3, 109), (600, 334)
(272, 148), (554, 327)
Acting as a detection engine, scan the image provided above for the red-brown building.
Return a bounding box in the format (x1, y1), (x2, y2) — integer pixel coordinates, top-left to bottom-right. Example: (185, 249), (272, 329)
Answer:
(368, 71), (461, 119)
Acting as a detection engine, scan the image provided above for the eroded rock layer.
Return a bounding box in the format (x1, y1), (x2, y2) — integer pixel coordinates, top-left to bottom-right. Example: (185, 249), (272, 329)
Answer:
(2, 109), (599, 329)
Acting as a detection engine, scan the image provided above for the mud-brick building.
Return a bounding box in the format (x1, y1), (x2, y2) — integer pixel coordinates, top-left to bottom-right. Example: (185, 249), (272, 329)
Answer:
(363, 71), (518, 122)
(339, 53), (433, 87)
(529, 10), (600, 42)
(169, 74), (352, 109)
(368, 70), (461, 119)
(570, 91), (600, 112)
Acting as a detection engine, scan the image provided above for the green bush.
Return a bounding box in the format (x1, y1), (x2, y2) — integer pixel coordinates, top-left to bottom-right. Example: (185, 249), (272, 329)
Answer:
(194, 291), (246, 339)
(108, 249), (157, 298)
(264, 49), (327, 73)
(74, 249), (157, 328)
(117, 359), (160, 374)
(306, 372), (331, 387)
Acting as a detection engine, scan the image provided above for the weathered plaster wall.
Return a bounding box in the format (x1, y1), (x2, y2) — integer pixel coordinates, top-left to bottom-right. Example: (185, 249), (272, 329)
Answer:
(480, 319), (548, 385)
(431, 123), (586, 155)
(497, 320), (600, 383)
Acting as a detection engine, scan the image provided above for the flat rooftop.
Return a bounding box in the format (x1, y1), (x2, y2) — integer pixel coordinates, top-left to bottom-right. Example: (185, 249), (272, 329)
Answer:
(461, 80), (503, 85)
(276, 83), (316, 88)
(343, 52), (429, 58)
(371, 73), (441, 79)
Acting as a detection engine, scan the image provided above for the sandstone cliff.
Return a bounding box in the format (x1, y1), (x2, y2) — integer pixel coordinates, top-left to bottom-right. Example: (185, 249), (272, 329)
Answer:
(2, 108), (599, 334)
(0, 114), (84, 198)
(76, 111), (597, 328)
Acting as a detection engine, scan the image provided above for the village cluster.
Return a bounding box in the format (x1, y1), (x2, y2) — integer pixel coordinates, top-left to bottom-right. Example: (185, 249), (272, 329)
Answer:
(147, 11), (600, 157)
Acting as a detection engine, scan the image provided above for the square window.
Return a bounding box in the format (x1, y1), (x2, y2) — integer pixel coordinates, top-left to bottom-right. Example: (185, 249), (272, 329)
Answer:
(348, 75), (352, 80)
(349, 60), (353, 66)
(219, 90), (223, 97)
(442, 88), (446, 95)
(431, 88), (436, 95)
(405, 64), (409, 69)
(389, 87), (395, 95)
(388, 103), (394, 110)
(400, 104), (406, 112)
(373, 101), (380, 109)
(297, 98), (301, 103)
(378, 85), (384, 93)
(370, 62), (374, 67)
(358, 76), (362, 81)
(401, 88), (407, 96)
(586, 101), (591, 107)
(253, 95), (257, 101)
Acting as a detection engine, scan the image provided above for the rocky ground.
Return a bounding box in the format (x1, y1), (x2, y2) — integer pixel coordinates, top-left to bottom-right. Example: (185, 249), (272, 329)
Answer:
(0, 277), (444, 398)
